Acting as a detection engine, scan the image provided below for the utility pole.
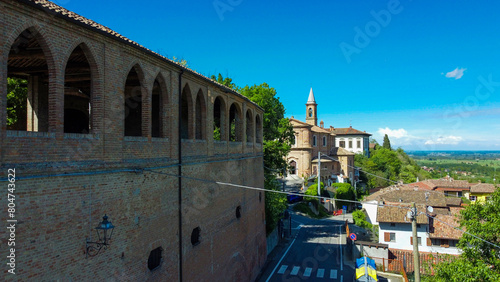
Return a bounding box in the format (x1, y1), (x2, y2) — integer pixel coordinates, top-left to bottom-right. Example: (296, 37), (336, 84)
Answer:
(318, 151), (321, 198)
(411, 202), (421, 282)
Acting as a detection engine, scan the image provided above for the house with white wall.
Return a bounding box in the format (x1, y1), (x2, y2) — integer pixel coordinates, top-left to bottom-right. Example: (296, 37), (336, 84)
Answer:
(364, 187), (462, 256)
(329, 126), (371, 157)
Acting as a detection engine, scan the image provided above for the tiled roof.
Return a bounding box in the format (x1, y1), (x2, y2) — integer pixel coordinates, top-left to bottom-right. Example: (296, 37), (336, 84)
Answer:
(290, 118), (332, 134)
(429, 207), (463, 240)
(445, 197), (462, 207)
(329, 126), (371, 136)
(423, 179), (470, 189)
(470, 183), (496, 193)
(365, 188), (447, 207)
(330, 147), (355, 156)
(21, 0), (262, 110)
(377, 204), (428, 224)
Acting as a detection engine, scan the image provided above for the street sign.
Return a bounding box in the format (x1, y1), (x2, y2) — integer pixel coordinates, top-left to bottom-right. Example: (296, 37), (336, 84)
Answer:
(350, 233), (357, 241)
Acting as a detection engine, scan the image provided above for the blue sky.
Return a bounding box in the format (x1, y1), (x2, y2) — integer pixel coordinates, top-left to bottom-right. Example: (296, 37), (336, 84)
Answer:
(58, 0), (500, 150)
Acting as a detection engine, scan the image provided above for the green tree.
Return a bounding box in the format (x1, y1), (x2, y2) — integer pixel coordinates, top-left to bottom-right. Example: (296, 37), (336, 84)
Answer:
(210, 73), (237, 90)
(171, 56), (188, 67)
(333, 183), (355, 207)
(7, 77), (28, 130)
(383, 134), (391, 150)
(431, 189), (500, 281)
(352, 210), (372, 229)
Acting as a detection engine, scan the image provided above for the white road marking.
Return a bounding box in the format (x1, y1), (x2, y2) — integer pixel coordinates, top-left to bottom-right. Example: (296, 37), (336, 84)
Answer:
(277, 265), (287, 274)
(290, 266), (300, 275)
(330, 269), (337, 279)
(265, 236), (298, 282)
(317, 268), (325, 278)
(303, 267), (312, 277)
(341, 275), (343, 282)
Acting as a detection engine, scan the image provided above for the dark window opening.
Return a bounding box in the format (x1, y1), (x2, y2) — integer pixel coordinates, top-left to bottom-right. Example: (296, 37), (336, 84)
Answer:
(313, 135), (317, 146)
(151, 80), (162, 138)
(289, 161), (297, 175)
(229, 103), (241, 142)
(236, 206), (242, 219)
(308, 108), (313, 117)
(191, 227), (201, 246)
(148, 247), (162, 271)
(259, 192), (262, 202)
(256, 115), (262, 144)
(181, 86), (191, 139)
(213, 97), (225, 141)
(246, 110), (253, 142)
(124, 66), (142, 136)
(7, 29), (49, 132)
(339, 141), (345, 148)
(64, 45), (92, 134)
(195, 90), (206, 140)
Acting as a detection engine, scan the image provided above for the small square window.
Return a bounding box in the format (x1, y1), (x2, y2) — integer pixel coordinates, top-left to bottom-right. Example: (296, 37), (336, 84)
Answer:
(389, 233), (396, 242)
(470, 195), (477, 201)
(390, 223), (396, 227)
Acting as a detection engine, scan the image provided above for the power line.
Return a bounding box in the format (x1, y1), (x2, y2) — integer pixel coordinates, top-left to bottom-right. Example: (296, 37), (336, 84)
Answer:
(144, 168), (500, 251)
(419, 211), (500, 251)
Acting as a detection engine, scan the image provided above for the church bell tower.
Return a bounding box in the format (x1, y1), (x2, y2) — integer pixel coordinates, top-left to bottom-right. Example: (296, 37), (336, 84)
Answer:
(305, 88), (317, 126)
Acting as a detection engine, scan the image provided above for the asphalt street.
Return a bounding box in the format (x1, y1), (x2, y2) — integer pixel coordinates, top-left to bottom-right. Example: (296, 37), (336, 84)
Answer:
(259, 211), (356, 282)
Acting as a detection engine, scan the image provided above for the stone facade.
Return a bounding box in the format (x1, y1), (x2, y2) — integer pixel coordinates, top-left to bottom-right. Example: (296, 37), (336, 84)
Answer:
(287, 89), (354, 183)
(0, 0), (266, 280)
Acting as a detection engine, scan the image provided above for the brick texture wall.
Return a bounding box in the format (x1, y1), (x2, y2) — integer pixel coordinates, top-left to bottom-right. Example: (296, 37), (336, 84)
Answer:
(0, 0), (266, 280)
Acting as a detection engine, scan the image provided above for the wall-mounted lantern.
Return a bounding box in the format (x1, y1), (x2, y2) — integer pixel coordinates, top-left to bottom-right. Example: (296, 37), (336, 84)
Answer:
(86, 214), (115, 257)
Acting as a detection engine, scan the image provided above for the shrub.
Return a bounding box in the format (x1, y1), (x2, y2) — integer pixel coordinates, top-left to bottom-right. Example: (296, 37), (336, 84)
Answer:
(353, 210), (372, 229)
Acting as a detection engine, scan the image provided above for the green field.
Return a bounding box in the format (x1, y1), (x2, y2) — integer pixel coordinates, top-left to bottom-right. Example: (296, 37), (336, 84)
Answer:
(416, 158), (499, 184)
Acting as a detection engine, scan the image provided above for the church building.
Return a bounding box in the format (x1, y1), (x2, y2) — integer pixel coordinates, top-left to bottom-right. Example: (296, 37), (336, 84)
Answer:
(287, 88), (355, 184)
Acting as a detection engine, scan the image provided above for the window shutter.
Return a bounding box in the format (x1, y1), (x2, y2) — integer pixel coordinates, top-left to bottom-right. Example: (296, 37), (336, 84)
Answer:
(410, 237), (413, 245)
(427, 238), (432, 246)
(384, 232), (390, 242)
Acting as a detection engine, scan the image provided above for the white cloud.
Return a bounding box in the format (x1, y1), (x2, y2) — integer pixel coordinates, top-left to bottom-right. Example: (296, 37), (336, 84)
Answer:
(445, 67), (466, 79)
(378, 127), (409, 139)
(425, 136), (463, 145)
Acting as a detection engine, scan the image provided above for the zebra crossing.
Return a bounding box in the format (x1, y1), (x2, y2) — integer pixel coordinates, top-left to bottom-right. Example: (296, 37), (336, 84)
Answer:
(275, 265), (342, 280)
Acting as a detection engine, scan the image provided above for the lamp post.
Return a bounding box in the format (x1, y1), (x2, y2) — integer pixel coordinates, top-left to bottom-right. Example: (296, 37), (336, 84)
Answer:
(86, 214), (115, 257)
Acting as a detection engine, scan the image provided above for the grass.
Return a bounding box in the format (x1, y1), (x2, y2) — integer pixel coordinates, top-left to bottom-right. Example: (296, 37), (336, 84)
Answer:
(292, 201), (330, 219)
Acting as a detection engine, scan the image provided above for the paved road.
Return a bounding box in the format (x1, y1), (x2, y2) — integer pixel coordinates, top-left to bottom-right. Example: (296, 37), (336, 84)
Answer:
(261, 211), (356, 282)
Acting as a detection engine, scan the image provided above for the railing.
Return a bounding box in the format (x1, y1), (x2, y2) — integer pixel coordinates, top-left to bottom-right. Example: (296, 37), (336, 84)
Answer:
(370, 256), (409, 282)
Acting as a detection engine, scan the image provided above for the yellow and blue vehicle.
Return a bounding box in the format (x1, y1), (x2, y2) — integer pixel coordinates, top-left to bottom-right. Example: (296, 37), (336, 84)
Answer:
(355, 257), (378, 282)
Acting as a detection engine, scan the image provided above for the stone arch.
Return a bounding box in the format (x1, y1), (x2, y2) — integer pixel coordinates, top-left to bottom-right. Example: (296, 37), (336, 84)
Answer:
(229, 102), (242, 142)
(152, 72), (168, 138)
(5, 26), (56, 132)
(195, 89), (207, 140)
(213, 96), (226, 141)
(181, 84), (193, 139)
(245, 109), (253, 143)
(124, 64), (146, 136)
(63, 43), (98, 134)
(255, 114), (263, 144)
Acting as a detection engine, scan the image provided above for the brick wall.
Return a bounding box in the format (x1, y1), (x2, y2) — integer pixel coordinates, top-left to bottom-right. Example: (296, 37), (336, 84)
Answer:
(0, 0), (266, 280)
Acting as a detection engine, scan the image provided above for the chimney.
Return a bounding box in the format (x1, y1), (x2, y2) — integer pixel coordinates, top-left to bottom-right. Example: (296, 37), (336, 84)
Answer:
(320, 120), (324, 128)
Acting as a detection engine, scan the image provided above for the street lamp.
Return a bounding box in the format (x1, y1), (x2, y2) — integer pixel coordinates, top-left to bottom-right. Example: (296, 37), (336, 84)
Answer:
(86, 214), (115, 257)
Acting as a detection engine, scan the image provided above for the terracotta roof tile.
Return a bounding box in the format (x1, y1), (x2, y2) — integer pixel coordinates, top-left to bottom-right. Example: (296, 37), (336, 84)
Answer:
(445, 197), (462, 207)
(423, 179), (470, 189)
(470, 183), (496, 193)
(429, 208), (463, 240)
(377, 204), (428, 224)
(329, 126), (371, 136)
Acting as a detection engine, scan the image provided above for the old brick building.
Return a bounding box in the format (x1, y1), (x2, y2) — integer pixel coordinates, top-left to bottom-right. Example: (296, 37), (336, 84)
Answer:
(287, 88), (355, 184)
(0, 0), (266, 280)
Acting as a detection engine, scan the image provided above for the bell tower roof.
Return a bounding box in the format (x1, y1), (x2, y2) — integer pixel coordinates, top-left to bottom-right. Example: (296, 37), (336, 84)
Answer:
(306, 88), (316, 105)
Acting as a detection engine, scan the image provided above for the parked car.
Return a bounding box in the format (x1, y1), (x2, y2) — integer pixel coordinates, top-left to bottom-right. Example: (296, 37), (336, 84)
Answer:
(287, 194), (303, 203)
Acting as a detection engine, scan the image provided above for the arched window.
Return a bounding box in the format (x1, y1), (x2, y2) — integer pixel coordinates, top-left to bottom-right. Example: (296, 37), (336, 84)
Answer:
(229, 103), (242, 142)
(181, 85), (193, 139)
(246, 110), (253, 143)
(256, 115), (263, 144)
(213, 97), (225, 141)
(64, 44), (92, 134)
(289, 160), (297, 175)
(124, 65), (143, 136)
(151, 78), (162, 138)
(323, 136), (327, 147)
(308, 108), (313, 117)
(195, 90), (206, 140)
(313, 135), (317, 146)
(7, 28), (50, 132)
